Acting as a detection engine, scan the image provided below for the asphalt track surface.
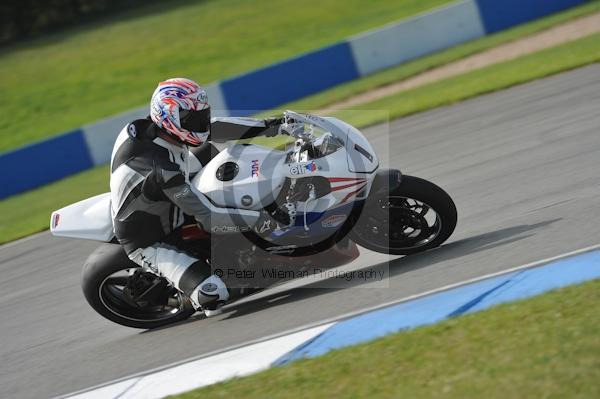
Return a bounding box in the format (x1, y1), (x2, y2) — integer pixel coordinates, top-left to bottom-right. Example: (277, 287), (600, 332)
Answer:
(2, 64), (599, 398)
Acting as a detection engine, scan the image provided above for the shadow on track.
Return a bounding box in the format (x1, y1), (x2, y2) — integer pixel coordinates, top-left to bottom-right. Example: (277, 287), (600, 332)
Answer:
(142, 218), (560, 332)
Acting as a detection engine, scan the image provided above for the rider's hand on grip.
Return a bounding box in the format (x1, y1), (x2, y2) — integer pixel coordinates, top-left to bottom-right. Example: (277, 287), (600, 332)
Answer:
(263, 116), (285, 137)
(263, 116), (285, 127)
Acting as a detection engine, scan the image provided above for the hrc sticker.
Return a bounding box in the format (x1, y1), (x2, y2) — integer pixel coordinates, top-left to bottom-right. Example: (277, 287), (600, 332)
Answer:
(251, 159), (260, 177)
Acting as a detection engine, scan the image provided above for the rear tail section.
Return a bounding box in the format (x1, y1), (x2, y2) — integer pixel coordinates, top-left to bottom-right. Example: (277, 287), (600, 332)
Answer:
(50, 193), (114, 242)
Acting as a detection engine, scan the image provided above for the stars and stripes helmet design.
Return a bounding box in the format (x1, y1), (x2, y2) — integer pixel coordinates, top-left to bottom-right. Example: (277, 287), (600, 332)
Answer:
(150, 78), (211, 146)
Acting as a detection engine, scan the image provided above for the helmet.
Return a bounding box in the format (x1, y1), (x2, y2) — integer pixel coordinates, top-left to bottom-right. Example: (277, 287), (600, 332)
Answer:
(150, 78), (211, 146)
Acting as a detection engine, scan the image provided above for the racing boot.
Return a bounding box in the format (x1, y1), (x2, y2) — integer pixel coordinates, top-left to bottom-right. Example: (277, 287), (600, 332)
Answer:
(190, 275), (230, 317)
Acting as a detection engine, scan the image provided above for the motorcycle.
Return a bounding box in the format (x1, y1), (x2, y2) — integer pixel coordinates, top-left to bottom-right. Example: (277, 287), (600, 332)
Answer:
(50, 111), (457, 329)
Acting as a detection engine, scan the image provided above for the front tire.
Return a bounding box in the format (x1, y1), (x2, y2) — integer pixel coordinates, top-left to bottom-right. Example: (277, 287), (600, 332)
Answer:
(350, 175), (457, 255)
(81, 244), (196, 329)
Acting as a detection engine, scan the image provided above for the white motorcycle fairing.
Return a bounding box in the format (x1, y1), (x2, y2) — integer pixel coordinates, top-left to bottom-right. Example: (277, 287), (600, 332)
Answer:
(192, 111), (379, 217)
(286, 111), (378, 174)
(50, 193), (114, 242)
(49, 111), (380, 242)
(193, 144), (287, 210)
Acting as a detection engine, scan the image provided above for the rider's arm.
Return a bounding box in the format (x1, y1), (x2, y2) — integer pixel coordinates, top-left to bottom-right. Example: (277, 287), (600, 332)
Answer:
(155, 164), (259, 231)
(209, 116), (282, 143)
(160, 169), (212, 224)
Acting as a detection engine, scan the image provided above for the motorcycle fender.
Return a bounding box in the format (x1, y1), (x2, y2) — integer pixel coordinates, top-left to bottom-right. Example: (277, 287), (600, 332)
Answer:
(368, 168), (402, 197)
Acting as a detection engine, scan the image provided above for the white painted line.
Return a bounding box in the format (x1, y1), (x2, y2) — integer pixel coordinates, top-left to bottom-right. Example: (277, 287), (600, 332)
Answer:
(58, 242), (600, 398)
(61, 323), (334, 399)
(305, 242), (600, 328)
(227, 241), (600, 338)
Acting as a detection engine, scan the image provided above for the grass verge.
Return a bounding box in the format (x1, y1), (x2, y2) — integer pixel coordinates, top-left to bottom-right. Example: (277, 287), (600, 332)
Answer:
(0, 165), (109, 243)
(336, 32), (600, 128)
(2, 32), (600, 244)
(0, 0), (451, 152)
(175, 279), (600, 399)
(263, 0), (600, 115)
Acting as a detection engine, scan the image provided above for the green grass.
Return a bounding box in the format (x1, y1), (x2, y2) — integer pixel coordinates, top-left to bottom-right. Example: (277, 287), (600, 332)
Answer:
(0, 0), (452, 152)
(336, 32), (600, 128)
(0, 165), (110, 242)
(0, 2), (600, 243)
(262, 0), (600, 115)
(2, 32), (600, 244)
(175, 279), (600, 399)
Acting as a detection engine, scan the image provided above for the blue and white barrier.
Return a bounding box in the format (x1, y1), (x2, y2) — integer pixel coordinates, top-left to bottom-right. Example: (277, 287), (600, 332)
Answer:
(477, 0), (587, 33)
(0, 0), (586, 199)
(221, 42), (359, 116)
(63, 245), (600, 399)
(348, 0), (486, 76)
(0, 130), (93, 198)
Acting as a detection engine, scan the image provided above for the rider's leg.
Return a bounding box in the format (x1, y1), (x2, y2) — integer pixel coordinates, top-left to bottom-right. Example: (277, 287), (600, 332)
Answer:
(128, 243), (229, 310)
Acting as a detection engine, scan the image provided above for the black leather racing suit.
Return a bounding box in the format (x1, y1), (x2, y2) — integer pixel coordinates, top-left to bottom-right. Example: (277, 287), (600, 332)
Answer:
(109, 116), (279, 306)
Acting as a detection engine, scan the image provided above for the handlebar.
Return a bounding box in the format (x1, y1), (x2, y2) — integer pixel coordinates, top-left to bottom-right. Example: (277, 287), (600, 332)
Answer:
(279, 120), (313, 140)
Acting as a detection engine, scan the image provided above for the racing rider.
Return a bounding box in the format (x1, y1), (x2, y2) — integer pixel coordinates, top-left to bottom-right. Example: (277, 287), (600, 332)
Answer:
(110, 78), (282, 314)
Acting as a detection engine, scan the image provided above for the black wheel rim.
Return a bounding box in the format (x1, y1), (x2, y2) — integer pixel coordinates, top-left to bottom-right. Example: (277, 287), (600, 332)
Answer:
(354, 196), (442, 252)
(99, 267), (189, 323)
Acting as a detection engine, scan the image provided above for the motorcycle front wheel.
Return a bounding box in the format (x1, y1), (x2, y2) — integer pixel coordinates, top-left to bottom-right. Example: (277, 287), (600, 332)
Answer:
(81, 244), (196, 329)
(350, 175), (457, 255)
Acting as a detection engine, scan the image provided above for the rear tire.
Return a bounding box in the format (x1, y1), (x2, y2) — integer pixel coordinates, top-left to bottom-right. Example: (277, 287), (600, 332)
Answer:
(350, 175), (457, 255)
(81, 244), (196, 329)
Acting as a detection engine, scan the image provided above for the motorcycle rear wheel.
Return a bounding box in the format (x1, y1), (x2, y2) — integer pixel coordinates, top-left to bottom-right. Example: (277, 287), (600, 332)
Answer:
(350, 175), (457, 255)
(81, 244), (196, 329)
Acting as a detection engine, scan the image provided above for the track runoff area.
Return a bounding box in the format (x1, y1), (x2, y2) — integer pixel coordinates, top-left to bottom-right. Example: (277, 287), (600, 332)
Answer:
(1, 65), (599, 399)
(65, 244), (600, 399)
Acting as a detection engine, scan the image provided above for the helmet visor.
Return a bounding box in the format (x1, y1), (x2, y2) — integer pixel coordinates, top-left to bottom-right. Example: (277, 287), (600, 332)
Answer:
(179, 108), (211, 133)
